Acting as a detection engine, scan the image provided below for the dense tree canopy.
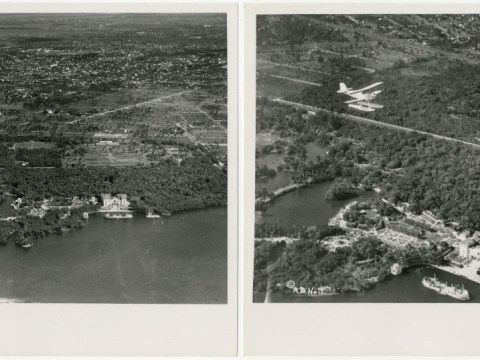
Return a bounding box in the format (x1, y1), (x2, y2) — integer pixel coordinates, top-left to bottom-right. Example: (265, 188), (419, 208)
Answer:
(1, 154), (227, 213)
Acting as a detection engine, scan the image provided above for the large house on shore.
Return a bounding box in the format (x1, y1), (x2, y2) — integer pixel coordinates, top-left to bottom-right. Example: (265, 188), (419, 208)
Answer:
(100, 194), (129, 210)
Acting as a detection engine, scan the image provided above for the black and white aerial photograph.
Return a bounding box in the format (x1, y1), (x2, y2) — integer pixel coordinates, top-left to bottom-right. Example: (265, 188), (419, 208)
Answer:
(0, 13), (228, 304)
(254, 14), (480, 303)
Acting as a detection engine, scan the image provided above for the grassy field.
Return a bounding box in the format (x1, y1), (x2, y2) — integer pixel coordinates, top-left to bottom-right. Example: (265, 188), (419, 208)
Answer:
(257, 75), (314, 99)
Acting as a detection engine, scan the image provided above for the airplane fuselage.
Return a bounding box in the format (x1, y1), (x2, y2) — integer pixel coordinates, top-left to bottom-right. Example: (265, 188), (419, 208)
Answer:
(356, 90), (381, 101)
(338, 82), (384, 112)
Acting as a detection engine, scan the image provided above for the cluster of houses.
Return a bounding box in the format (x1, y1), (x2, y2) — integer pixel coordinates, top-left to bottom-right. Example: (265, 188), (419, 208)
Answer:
(12, 194), (132, 218)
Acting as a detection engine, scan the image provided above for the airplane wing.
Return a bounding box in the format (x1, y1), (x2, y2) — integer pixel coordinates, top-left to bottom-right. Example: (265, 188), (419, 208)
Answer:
(348, 101), (384, 112)
(348, 104), (376, 112)
(345, 98), (363, 104)
(357, 101), (384, 109)
(349, 82), (383, 94)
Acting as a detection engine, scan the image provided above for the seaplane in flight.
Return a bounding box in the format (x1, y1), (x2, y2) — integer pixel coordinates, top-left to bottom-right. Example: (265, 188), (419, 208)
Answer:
(337, 82), (384, 112)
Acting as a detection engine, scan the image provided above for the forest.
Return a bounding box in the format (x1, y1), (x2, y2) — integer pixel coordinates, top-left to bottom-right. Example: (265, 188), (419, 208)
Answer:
(255, 99), (480, 294)
(288, 57), (480, 143)
(257, 99), (480, 231)
(0, 153), (227, 213)
(15, 149), (62, 168)
(325, 179), (361, 200)
(254, 228), (445, 294)
(0, 203), (100, 246)
(257, 15), (347, 47)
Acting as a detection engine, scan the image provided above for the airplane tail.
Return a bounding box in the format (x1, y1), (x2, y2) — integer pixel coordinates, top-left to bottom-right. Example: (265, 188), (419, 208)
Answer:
(337, 82), (349, 93)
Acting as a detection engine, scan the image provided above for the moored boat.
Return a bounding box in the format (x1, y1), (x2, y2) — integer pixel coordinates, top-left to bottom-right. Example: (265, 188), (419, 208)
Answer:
(146, 211), (161, 219)
(422, 274), (469, 301)
(104, 213), (133, 219)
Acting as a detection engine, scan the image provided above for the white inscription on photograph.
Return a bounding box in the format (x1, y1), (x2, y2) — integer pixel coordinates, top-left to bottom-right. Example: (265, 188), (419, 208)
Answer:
(0, 13), (228, 304)
(254, 14), (480, 303)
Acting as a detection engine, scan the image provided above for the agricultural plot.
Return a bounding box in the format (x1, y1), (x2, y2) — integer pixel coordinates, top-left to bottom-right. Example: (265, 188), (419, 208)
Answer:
(82, 153), (111, 166)
(13, 141), (56, 150)
(193, 129), (227, 145)
(180, 111), (213, 126)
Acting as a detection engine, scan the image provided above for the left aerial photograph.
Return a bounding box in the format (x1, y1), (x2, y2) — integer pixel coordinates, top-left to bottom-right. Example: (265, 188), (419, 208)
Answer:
(0, 13), (228, 304)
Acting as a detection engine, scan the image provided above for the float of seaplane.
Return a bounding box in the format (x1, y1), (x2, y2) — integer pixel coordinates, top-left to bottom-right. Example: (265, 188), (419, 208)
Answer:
(337, 81), (384, 112)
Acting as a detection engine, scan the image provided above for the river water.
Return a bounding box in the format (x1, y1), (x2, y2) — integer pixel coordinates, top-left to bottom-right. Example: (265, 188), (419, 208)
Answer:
(255, 142), (377, 231)
(0, 204), (227, 304)
(256, 181), (377, 231)
(254, 147), (480, 303)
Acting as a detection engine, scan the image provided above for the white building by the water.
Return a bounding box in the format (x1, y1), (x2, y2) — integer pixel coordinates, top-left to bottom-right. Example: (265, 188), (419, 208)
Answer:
(101, 194), (129, 210)
(391, 263), (403, 275)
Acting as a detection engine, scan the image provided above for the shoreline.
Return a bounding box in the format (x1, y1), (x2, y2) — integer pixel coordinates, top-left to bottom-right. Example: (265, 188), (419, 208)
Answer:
(256, 265), (480, 303)
(3, 194), (226, 216)
(434, 264), (480, 285)
(2, 198), (227, 246)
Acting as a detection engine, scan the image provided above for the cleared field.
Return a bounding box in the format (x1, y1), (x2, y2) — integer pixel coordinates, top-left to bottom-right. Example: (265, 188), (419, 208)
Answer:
(113, 158), (140, 165)
(256, 132), (281, 147)
(83, 158), (110, 166)
(13, 141), (55, 150)
(70, 87), (186, 114)
(257, 75), (313, 99)
(257, 60), (328, 81)
(84, 153), (108, 159)
(193, 129), (227, 144)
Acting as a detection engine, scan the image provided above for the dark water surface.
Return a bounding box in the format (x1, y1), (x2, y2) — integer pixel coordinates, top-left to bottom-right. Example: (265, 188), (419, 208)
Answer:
(0, 207), (227, 303)
(256, 181), (378, 230)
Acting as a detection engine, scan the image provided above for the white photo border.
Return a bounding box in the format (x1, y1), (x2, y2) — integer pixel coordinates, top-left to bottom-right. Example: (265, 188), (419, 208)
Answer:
(244, 2), (480, 356)
(0, 2), (238, 356)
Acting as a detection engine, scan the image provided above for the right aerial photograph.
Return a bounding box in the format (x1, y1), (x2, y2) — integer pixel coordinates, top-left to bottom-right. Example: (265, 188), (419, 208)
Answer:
(254, 14), (480, 303)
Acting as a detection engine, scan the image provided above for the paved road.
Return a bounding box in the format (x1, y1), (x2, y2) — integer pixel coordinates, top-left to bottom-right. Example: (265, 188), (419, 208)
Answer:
(68, 90), (192, 124)
(268, 74), (322, 87)
(272, 98), (480, 150)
